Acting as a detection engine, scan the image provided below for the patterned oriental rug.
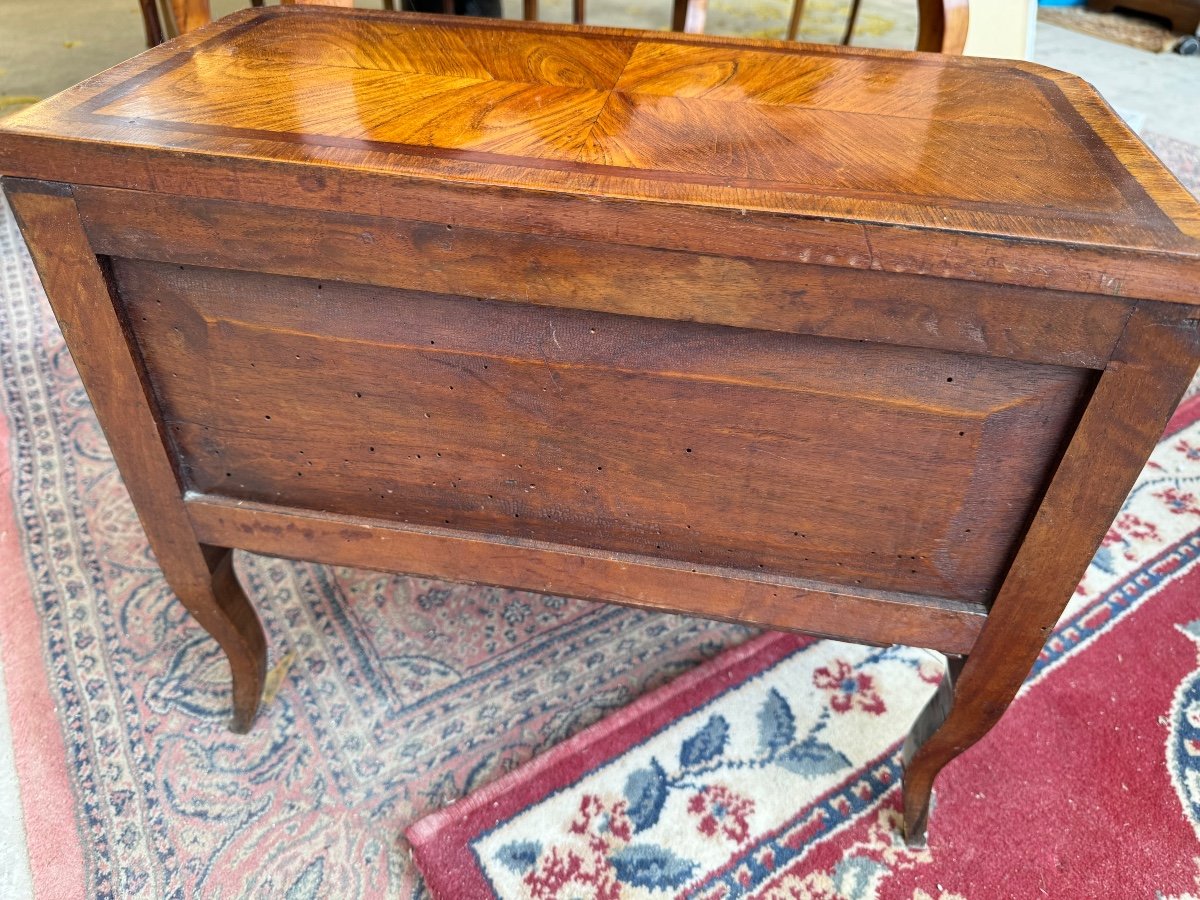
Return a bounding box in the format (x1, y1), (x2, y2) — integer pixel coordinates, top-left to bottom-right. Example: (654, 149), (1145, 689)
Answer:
(408, 444), (1200, 896)
(0, 132), (1198, 899)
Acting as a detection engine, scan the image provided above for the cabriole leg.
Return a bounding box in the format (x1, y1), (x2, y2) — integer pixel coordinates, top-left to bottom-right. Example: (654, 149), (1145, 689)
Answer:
(897, 304), (1200, 845)
(5, 178), (269, 733)
(901, 654), (964, 846)
(198, 545), (268, 732)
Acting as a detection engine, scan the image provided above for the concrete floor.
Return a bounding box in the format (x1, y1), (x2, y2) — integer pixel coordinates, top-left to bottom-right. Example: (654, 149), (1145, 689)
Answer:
(1034, 22), (1200, 146)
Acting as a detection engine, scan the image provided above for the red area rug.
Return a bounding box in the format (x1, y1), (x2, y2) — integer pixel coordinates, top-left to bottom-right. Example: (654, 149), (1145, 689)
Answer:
(408, 397), (1200, 899)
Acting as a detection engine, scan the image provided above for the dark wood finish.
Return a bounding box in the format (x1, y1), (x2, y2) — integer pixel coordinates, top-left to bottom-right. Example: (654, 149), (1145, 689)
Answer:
(187, 495), (988, 653)
(901, 652), (964, 846)
(3, 181), (267, 733)
(110, 257), (1093, 605)
(916, 0), (970, 52)
(1088, 0), (1200, 35)
(841, 0), (864, 44)
(902, 303), (1200, 840)
(74, 186), (1134, 369)
(671, 0), (688, 32)
(138, 0), (166, 47)
(3, 8), (1199, 846)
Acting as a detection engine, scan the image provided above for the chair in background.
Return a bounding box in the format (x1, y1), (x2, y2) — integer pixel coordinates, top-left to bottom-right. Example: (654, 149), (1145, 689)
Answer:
(139, 0), (968, 57)
(786, 0), (969, 50)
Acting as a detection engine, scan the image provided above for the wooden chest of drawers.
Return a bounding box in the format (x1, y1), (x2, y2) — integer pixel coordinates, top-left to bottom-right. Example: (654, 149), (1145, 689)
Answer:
(3, 6), (1198, 844)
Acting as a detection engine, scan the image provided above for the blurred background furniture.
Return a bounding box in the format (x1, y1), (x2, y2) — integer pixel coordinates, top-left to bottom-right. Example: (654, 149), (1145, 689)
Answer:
(140, 0), (969, 52)
(1087, 0), (1200, 36)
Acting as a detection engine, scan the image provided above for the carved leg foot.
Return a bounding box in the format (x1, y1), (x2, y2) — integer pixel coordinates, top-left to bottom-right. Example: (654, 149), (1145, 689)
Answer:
(191, 545), (268, 733)
(901, 655), (965, 847)
(4, 184), (269, 734)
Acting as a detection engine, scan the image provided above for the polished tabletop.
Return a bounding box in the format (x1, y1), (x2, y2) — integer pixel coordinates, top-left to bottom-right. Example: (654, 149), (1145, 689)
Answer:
(2, 6), (1198, 259)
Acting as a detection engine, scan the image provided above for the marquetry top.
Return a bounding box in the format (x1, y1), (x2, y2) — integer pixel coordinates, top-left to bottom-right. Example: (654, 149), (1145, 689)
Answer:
(2, 6), (1199, 275)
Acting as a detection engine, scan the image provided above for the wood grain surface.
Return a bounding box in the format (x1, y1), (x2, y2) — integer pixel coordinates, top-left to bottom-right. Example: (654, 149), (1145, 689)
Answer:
(4, 181), (268, 732)
(186, 494), (988, 655)
(75, 186), (1136, 369)
(1, 5), (1198, 291)
(114, 258), (1093, 605)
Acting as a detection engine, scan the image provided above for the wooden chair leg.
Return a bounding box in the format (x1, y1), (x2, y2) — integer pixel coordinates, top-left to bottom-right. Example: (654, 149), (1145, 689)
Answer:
(5, 180), (270, 734)
(841, 0), (863, 45)
(157, 543), (268, 733)
(202, 546), (269, 732)
(786, 0), (807, 41)
(901, 654), (965, 845)
(676, 0), (708, 33)
(381, 0), (395, 9)
(523, 0), (537, 19)
(168, 0), (211, 35)
(671, 0), (687, 31)
(573, 0), (584, 24)
(916, 0), (970, 54)
(138, 0), (165, 47)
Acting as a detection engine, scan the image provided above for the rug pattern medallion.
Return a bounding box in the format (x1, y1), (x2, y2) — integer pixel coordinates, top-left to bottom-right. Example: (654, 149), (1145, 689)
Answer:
(1171, 617), (1200, 845)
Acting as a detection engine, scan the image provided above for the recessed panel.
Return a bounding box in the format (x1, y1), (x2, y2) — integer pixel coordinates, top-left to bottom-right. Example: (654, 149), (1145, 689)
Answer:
(116, 259), (1092, 603)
